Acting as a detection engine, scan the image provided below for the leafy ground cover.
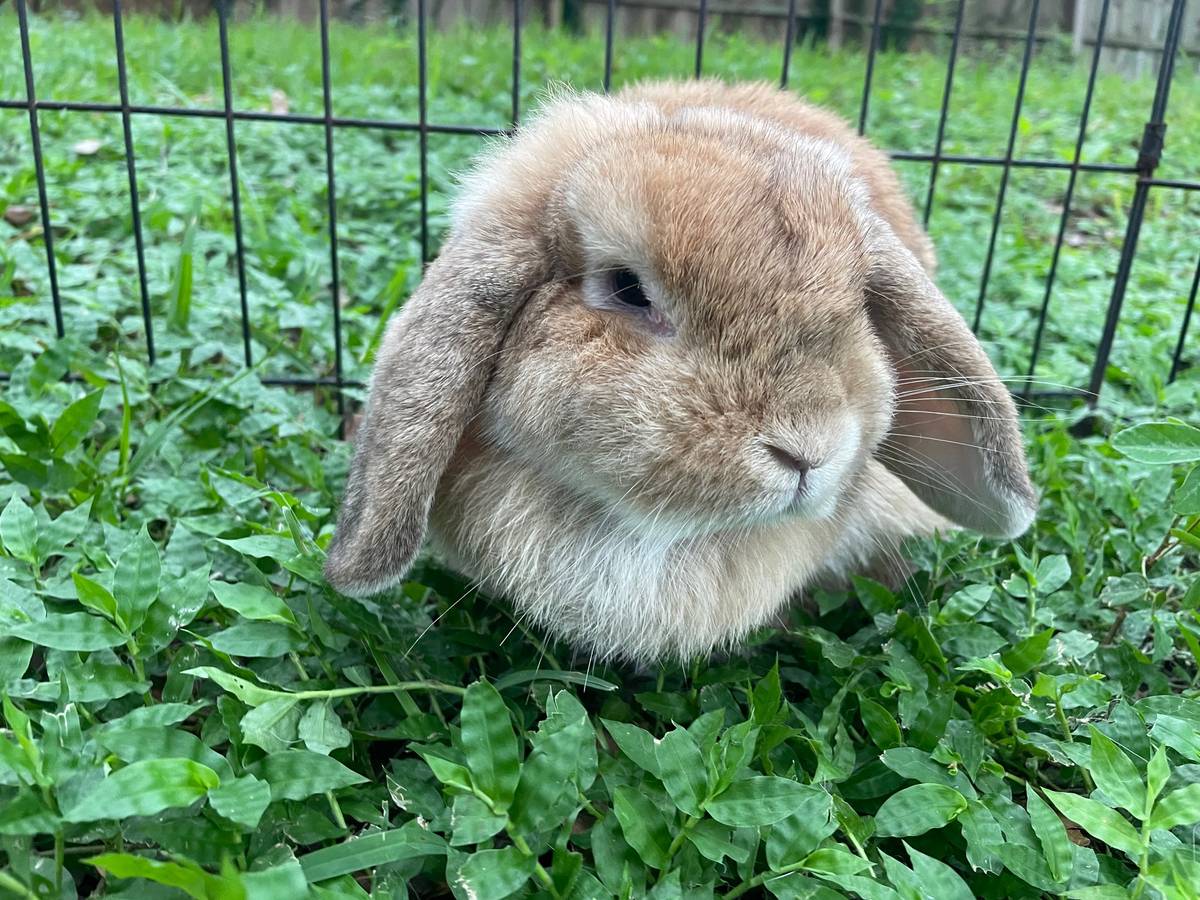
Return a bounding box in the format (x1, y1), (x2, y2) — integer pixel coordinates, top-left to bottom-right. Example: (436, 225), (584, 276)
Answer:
(1, 9), (1200, 900)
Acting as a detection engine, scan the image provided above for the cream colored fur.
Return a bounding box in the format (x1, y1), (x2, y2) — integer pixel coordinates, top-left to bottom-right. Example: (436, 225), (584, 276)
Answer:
(324, 81), (1037, 664)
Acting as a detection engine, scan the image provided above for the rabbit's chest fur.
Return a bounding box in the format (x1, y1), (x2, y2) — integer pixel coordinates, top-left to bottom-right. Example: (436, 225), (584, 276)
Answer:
(428, 443), (943, 663)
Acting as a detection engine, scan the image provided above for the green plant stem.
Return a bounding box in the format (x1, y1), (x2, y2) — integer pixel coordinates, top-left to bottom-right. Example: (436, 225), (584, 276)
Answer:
(326, 791), (347, 830)
(290, 681), (467, 700)
(0, 871), (38, 900)
(655, 815), (700, 885)
(512, 834), (561, 899)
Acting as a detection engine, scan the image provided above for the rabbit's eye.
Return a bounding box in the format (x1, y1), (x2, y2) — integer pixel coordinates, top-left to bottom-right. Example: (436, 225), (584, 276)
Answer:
(610, 268), (650, 308)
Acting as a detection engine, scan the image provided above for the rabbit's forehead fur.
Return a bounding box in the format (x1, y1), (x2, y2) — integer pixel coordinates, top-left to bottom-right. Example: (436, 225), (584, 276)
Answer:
(453, 91), (896, 531)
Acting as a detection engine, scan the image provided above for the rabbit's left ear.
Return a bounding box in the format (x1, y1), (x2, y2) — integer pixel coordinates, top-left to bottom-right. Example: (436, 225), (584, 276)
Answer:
(324, 235), (541, 597)
(866, 221), (1037, 538)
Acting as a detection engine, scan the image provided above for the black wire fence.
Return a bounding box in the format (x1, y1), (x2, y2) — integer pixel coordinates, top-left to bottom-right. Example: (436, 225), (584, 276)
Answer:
(3, 0), (1199, 419)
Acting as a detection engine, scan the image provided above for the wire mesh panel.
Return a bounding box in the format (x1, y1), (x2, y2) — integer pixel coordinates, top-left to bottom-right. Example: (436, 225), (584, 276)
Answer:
(2, 0), (1197, 421)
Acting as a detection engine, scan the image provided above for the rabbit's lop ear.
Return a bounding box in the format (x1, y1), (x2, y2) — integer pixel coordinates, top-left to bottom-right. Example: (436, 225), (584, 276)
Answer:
(324, 235), (539, 597)
(866, 222), (1037, 538)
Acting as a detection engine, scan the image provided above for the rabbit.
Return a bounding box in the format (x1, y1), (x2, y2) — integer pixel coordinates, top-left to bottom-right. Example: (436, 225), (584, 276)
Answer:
(323, 80), (1037, 664)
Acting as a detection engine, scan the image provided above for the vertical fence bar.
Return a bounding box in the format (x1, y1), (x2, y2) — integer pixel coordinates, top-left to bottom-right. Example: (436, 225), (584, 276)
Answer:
(694, 0), (708, 79)
(780, 0), (797, 89)
(971, 0), (1040, 333)
(16, 0), (64, 339)
(318, 0), (346, 420)
(417, 0), (430, 264)
(1170, 253), (1200, 383)
(857, 0), (884, 134)
(217, 0), (253, 368)
(1023, 0), (1111, 395)
(112, 0), (155, 365)
(417, 0), (432, 267)
(511, 0), (522, 127)
(604, 0), (617, 93)
(1086, 0), (1186, 404)
(922, 0), (965, 226)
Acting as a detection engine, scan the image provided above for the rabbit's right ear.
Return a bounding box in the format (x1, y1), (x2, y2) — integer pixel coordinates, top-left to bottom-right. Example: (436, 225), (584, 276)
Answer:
(324, 235), (540, 597)
(865, 220), (1037, 539)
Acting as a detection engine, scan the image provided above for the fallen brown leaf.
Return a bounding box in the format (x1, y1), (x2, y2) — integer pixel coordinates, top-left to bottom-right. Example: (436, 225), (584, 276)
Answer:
(3, 205), (34, 227)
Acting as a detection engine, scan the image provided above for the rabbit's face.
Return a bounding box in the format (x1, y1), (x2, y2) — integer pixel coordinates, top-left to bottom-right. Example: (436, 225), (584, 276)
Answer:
(481, 132), (895, 534)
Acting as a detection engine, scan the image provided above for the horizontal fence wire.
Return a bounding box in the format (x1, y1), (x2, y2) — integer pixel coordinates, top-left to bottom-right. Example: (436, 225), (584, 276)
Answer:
(2, 0), (1197, 410)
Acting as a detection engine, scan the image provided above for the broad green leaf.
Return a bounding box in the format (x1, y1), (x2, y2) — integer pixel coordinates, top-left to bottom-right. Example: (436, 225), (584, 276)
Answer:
(299, 701), (352, 755)
(208, 621), (304, 657)
(71, 573), (120, 626)
(42, 496), (93, 552)
(874, 783), (968, 837)
(1146, 745), (1170, 809)
(11, 611), (126, 651)
(995, 843), (1059, 893)
(1034, 555), (1071, 595)
(418, 750), (474, 794)
(184, 666), (287, 707)
(246, 749), (366, 801)
(1175, 466), (1200, 515)
(51, 388), (103, 454)
(1027, 787), (1072, 883)
(85, 853), (231, 900)
(766, 788), (836, 870)
(1000, 628), (1054, 677)
(509, 716), (593, 833)
(1112, 422), (1200, 464)
(800, 846), (873, 876)
(1149, 714), (1200, 761)
(706, 776), (821, 827)
(1147, 783), (1200, 831)
(242, 859), (307, 899)
(0, 496), (38, 563)
(298, 820), (446, 882)
(687, 819), (750, 864)
(938, 584), (993, 624)
(209, 581), (297, 626)
(0, 790), (58, 836)
(1045, 789), (1142, 858)
(1087, 727), (1146, 817)
(239, 697), (302, 754)
(859, 698), (902, 750)
(63, 758), (220, 822)
(459, 680), (520, 810)
(602, 719), (661, 776)
(454, 846), (534, 899)
(448, 794), (507, 847)
(612, 784), (672, 868)
(903, 842), (973, 900)
(217, 534), (299, 560)
(655, 726), (708, 817)
(97, 726), (234, 783)
(209, 774), (272, 829)
(113, 526), (160, 632)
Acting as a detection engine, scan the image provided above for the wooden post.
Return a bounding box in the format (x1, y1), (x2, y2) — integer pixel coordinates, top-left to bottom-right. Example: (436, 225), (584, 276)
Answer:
(1072, 0), (1089, 55)
(829, 0), (844, 48)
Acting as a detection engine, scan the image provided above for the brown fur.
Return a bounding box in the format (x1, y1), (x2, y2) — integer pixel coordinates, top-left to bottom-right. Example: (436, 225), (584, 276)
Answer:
(324, 81), (1036, 662)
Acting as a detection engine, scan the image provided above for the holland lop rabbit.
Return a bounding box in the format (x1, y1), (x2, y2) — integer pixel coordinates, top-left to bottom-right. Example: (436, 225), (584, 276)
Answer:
(324, 81), (1037, 663)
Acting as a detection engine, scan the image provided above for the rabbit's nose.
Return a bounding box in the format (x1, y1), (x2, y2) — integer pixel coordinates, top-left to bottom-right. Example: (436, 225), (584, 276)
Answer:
(764, 444), (812, 480)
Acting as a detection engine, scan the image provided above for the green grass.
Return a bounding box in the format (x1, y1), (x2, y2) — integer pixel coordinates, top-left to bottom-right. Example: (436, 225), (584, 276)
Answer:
(1, 9), (1199, 900)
